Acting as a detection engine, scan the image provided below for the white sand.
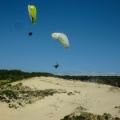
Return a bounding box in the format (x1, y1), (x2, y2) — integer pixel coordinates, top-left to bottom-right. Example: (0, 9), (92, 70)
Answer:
(0, 76), (120, 120)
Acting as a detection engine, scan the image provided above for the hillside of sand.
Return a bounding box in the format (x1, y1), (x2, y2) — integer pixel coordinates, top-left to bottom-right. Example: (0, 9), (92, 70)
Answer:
(0, 76), (120, 120)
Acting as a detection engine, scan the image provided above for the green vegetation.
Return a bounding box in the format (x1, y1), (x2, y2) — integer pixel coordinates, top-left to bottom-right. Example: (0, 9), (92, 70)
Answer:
(0, 69), (54, 83)
(0, 83), (67, 109)
(60, 75), (120, 87)
(61, 112), (120, 120)
(0, 69), (120, 87)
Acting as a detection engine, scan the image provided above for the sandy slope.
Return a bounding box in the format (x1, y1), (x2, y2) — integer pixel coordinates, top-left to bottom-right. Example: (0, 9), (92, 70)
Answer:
(0, 76), (120, 120)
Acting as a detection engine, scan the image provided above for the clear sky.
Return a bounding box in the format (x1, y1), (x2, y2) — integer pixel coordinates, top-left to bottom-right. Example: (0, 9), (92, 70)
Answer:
(0, 0), (120, 75)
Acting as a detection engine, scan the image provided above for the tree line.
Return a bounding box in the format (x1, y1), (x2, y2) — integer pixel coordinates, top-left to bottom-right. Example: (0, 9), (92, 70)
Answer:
(0, 69), (54, 81)
(59, 75), (120, 87)
(0, 69), (120, 87)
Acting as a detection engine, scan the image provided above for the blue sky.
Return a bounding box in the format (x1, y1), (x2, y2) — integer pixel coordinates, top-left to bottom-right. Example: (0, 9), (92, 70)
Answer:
(0, 0), (120, 75)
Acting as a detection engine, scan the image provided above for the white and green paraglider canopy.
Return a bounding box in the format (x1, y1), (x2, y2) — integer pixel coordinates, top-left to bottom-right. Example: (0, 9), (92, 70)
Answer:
(51, 33), (70, 49)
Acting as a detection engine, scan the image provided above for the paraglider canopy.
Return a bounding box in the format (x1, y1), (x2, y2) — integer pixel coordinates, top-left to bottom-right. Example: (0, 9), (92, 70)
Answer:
(28, 5), (37, 24)
(51, 33), (70, 49)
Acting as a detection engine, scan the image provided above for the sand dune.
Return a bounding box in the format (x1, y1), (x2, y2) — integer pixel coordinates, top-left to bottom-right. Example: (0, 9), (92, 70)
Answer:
(0, 76), (120, 120)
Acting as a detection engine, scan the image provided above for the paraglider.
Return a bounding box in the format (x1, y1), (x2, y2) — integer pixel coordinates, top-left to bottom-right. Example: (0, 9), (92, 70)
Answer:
(53, 64), (59, 68)
(28, 5), (37, 36)
(51, 33), (70, 49)
(51, 33), (70, 68)
(28, 32), (33, 36)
